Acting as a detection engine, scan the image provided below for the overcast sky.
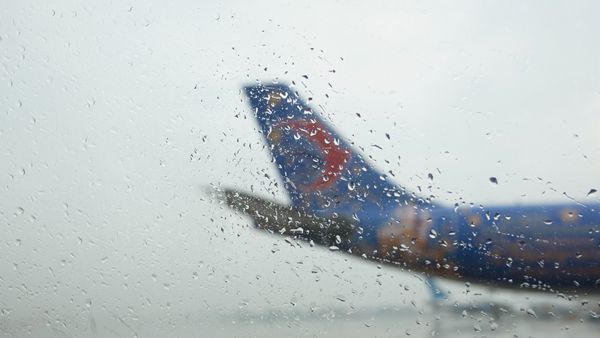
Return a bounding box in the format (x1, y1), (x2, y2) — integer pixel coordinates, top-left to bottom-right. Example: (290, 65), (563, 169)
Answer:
(1, 1), (600, 336)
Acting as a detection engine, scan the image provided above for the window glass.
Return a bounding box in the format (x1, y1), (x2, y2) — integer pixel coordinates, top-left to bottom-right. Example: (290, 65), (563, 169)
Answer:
(1, 1), (599, 337)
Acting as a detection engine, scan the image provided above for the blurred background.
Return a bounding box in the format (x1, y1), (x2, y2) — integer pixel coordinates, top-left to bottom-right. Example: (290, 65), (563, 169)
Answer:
(1, 0), (600, 336)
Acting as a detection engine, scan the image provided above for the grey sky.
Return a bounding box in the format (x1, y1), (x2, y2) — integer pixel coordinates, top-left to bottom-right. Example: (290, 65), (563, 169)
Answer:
(1, 1), (600, 336)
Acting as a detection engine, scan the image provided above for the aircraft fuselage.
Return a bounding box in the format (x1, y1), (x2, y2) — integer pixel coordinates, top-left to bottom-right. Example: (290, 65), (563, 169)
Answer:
(368, 202), (600, 292)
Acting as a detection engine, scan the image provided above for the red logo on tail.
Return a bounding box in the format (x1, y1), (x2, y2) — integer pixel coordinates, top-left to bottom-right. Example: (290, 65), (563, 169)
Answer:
(286, 119), (350, 191)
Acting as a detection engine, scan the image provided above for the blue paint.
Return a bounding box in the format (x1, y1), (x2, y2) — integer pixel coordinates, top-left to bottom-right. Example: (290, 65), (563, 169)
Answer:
(244, 82), (600, 293)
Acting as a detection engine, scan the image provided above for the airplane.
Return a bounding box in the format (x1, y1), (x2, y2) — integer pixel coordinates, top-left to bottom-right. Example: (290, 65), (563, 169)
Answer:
(219, 82), (600, 295)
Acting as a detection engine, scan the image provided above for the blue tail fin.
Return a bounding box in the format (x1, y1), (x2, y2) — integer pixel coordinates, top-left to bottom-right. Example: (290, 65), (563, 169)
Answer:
(244, 82), (434, 220)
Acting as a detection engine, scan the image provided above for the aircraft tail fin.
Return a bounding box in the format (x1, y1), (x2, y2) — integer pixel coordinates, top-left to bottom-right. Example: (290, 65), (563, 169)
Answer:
(244, 82), (434, 219)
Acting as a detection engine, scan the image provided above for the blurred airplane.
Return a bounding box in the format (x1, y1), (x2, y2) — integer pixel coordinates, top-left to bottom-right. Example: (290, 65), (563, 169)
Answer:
(221, 82), (600, 295)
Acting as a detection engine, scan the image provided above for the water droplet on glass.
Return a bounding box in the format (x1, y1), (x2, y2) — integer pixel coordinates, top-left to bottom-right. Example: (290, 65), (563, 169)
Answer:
(15, 207), (24, 215)
(429, 229), (438, 239)
(347, 181), (355, 191)
(588, 188), (597, 196)
(489, 177), (498, 185)
(490, 322), (498, 331)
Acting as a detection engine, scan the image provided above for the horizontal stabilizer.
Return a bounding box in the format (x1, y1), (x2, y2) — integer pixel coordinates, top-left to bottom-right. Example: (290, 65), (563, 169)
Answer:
(223, 188), (355, 248)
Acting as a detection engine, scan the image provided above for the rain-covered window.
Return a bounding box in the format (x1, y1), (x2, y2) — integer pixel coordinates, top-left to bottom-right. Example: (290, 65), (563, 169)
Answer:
(2, 1), (599, 337)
